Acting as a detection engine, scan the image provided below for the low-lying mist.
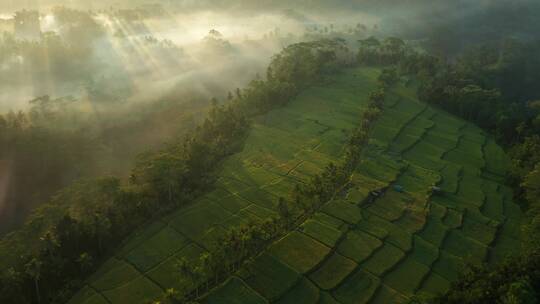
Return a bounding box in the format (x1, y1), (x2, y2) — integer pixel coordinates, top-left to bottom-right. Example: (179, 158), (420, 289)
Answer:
(0, 4), (378, 234)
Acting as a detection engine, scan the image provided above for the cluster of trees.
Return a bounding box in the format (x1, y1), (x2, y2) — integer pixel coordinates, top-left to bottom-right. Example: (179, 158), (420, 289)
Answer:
(155, 216), (285, 303)
(0, 31), (97, 85)
(378, 67), (399, 88)
(453, 40), (540, 103)
(357, 36), (442, 81)
(417, 74), (538, 146)
(357, 36), (409, 66)
(0, 93), (210, 235)
(246, 39), (351, 113)
(153, 80), (388, 304)
(0, 39), (347, 304)
(430, 252), (540, 304)
(199, 30), (235, 56)
(51, 6), (103, 48)
(130, 103), (249, 206)
(0, 99), (98, 232)
(0, 7), (104, 85)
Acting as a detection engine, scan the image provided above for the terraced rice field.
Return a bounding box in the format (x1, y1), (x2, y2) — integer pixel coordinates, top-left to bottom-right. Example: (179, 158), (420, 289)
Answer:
(70, 66), (521, 303)
(69, 67), (383, 304)
(203, 75), (522, 303)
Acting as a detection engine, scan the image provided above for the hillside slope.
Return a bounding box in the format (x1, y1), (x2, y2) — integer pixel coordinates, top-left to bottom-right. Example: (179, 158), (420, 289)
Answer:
(202, 74), (522, 303)
(69, 67), (383, 304)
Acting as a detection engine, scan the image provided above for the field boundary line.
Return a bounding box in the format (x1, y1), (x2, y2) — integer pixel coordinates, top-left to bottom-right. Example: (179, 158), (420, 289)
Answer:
(119, 257), (169, 292)
(370, 282), (409, 304)
(232, 276), (270, 304)
(89, 257), (143, 293)
(87, 284), (113, 304)
(387, 104), (430, 155)
(141, 237), (194, 275)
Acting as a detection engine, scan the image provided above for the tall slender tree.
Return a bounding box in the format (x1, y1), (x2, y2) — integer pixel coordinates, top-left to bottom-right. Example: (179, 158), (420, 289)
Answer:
(24, 258), (42, 304)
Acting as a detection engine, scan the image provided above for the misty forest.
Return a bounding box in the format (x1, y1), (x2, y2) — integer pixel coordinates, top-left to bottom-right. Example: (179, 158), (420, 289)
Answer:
(0, 1), (540, 303)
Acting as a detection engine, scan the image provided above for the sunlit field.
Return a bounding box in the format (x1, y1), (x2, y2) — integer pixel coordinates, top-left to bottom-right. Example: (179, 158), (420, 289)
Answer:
(202, 70), (521, 304)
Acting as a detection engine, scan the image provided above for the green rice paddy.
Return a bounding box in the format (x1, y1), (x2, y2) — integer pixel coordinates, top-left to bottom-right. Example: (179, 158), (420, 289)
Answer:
(204, 68), (522, 303)
(70, 66), (522, 304)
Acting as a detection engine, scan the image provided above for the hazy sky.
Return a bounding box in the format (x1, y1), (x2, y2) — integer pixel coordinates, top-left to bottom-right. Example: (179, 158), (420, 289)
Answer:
(0, 0), (538, 111)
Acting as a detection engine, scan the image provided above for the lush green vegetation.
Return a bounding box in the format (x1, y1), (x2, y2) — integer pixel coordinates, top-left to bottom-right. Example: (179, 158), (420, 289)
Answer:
(200, 52), (521, 303)
(383, 37), (540, 303)
(66, 60), (383, 304)
(0, 95), (211, 233)
(0, 39), (349, 304)
(0, 2), (538, 303)
(3, 33), (533, 303)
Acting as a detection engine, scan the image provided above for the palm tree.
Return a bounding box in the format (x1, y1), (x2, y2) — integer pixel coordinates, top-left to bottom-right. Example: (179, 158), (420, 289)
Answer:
(174, 258), (191, 299)
(211, 249), (227, 283)
(164, 288), (179, 304)
(192, 265), (203, 298)
(93, 214), (111, 254)
(77, 252), (94, 274)
(277, 197), (290, 229)
(198, 253), (212, 291)
(39, 231), (59, 260)
(240, 229), (251, 258)
(25, 258), (42, 304)
(224, 233), (239, 272)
